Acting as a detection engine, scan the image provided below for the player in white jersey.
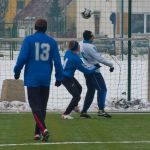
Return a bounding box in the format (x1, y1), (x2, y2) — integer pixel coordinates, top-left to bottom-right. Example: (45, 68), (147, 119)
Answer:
(80, 30), (114, 118)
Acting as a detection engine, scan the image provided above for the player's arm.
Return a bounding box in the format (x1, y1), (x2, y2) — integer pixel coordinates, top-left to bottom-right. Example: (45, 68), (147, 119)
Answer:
(89, 46), (113, 68)
(52, 41), (63, 83)
(74, 57), (98, 74)
(14, 37), (30, 75)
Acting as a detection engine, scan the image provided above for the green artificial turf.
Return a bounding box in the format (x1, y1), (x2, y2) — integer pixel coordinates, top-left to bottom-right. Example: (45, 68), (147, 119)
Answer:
(0, 113), (150, 150)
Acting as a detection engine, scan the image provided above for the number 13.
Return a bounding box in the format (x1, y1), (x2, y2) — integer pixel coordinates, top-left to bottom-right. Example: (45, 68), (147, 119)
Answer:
(35, 43), (50, 61)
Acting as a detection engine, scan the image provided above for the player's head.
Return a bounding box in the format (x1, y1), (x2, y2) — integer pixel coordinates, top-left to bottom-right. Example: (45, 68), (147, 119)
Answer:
(68, 41), (80, 53)
(35, 19), (47, 33)
(83, 30), (95, 41)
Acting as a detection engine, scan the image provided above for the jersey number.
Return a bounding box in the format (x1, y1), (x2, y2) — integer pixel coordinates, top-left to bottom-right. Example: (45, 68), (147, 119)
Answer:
(35, 43), (50, 61)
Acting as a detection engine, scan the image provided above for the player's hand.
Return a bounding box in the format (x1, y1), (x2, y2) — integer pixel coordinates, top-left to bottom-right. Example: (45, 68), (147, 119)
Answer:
(109, 67), (114, 72)
(14, 73), (20, 80)
(94, 63), (101, 69)
(55, 80), (62, 87)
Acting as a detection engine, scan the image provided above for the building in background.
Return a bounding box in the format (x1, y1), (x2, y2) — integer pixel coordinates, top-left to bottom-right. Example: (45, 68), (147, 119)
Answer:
(117, 0), (150, 36)
(16, 0), (51, 37)
(15, 0), (73, 37)
(1, 0), (150, 38)
(0, 0), (31, 37)
(64, 0), (77, 38)
(51, 0), (116, 38)
(70, 0), (150, 38)
(3, 0), (31, 23)
(76, 0), (117, 38)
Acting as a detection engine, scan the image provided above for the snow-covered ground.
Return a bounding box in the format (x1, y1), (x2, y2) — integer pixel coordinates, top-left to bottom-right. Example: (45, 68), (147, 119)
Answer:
(0, 54), (150, 112)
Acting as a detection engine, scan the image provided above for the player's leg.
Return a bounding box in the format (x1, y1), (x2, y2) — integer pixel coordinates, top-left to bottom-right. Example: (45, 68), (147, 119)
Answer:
(27, 87), (48, 141)
(40, 86), (50, 119)
(63, 77), (82, 114)
(40, 86), (50, 141)
(27, 87), (42, 140)
(72, 78), (82, 113)
(62, 77), (82, 119)
(34, 86), (50, 140)
(93, 73), (111, 118)
(34, 125), (41, 140)
(80, 74), (96, 118)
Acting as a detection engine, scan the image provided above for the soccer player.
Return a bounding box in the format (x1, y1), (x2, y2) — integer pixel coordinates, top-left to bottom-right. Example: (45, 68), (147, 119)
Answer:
(80, 30), (114, 118)
(62, 41), (100, 119)
(14, 19), (63, 141)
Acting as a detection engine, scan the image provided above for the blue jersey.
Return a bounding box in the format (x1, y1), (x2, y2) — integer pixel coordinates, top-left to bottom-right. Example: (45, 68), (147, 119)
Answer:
(63, 50), (97, 78)
(14, 32), (63, 87)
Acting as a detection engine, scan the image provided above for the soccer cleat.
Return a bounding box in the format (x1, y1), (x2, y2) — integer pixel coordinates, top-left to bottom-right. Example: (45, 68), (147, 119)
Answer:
(42, 129), (49, 142)
(62, 114), (74, 120)
(74, 106), (80, 113)
(80, 113), (91, 119)
(98, 110), (112, 118)
(34, 134), (41, 141)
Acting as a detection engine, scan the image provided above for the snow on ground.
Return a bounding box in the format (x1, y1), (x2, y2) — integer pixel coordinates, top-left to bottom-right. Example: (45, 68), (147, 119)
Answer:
(0, 54), (150, 112)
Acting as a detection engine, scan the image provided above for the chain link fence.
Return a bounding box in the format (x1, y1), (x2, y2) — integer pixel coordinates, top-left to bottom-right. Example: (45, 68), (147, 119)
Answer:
(0, 0), (150, 112)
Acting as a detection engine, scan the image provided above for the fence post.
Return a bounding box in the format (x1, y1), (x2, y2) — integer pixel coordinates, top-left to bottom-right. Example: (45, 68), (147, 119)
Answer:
(120, 0), (124, 60)
(148, 46), (150, 102)
(11, 22), (17, 60)
(128, 0), (132, 101)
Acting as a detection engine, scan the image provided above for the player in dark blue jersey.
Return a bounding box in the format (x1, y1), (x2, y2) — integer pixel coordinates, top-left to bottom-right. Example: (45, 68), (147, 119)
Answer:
(14, 19), (63, 141)
(62, 41), (100, 119)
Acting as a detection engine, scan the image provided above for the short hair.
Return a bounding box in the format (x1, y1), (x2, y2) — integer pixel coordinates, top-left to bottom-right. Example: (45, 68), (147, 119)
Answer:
(68, 41), (79, 51)
(83, 30), (93, 40)
(35, 19), (47, 33)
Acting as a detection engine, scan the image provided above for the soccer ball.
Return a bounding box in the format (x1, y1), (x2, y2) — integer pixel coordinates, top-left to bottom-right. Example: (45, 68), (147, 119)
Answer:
(81, 8), (92, 19)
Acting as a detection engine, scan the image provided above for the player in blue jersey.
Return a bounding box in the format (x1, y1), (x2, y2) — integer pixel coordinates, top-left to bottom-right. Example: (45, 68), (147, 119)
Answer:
(14, 19), (63, 141)
(61, 41), (100, 119)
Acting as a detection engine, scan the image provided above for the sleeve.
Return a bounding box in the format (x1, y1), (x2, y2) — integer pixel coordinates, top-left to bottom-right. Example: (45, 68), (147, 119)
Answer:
(74, 57), (97, 74)
(52, 41), (63, 81)
(14, 37), (30, 74)
(89, 45), (113, 67)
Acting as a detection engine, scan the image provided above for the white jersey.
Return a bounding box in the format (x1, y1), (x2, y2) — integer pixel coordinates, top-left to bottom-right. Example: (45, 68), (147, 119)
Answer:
(79, 41), (113, 72)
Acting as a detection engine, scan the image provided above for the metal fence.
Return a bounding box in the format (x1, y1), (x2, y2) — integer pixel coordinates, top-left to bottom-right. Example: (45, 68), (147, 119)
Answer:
(1, 0), (150, 112)
(0, 37), (149, 112)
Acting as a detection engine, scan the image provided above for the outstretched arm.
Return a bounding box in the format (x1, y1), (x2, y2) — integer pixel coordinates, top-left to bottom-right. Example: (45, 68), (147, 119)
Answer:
(89, 46), (113, 67)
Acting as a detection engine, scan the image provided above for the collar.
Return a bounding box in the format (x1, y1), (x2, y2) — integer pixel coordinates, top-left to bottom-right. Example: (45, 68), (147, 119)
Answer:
(35, 31), (45, 35)
(68, 49), (79, 55)
(83, 40), (93, 44)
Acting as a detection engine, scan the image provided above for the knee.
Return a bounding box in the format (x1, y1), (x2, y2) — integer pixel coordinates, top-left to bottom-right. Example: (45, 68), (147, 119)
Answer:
(87, 87), (95, 94)
(73, 88), (82, 101)
(73, 94), (81, 102)
(101, 88), (107, 95)
(99, 85), (107, 93)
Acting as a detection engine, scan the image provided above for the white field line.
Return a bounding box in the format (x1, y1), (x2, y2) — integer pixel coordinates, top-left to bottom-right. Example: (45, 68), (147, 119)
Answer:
(1, 141), (150, 147)
(1, 112), (150, 115)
